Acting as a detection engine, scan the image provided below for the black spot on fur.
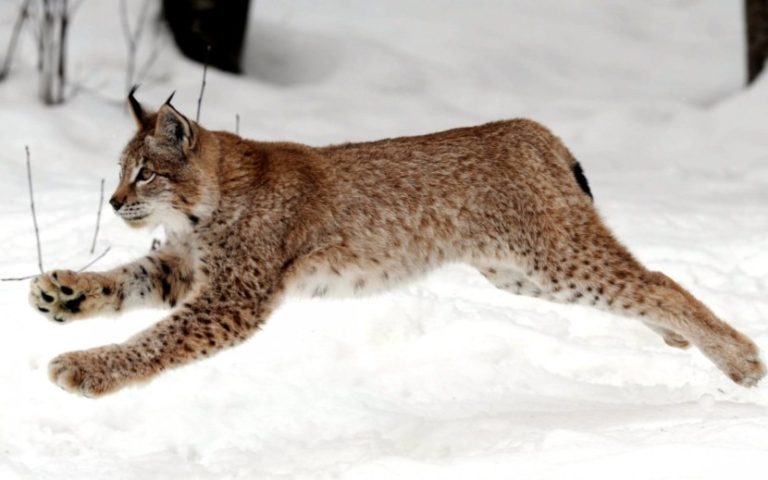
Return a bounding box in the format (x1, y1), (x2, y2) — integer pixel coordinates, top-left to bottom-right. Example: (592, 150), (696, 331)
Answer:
(60, 286), (73, 295)
(572, 161), (593, 199)
(161, 279), (172, 301)
(102, 287), (112, 295)
(63, 294), (86, 313)
(187, 214), (199, 225)
(38, 307), (49, 313)
(41, 291), (54, 303)
(160, 262), (172, 275)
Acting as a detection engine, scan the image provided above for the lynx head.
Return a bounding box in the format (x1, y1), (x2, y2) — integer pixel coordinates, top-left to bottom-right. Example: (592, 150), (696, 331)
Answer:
(110, 87), (218, 236)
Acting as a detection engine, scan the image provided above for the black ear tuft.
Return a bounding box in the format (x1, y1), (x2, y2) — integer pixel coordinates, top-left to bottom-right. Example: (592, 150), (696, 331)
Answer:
(165, 91), (176, 106)
(128, 84), (147, 129)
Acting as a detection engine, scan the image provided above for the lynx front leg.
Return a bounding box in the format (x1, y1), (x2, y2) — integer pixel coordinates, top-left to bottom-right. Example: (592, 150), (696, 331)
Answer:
(48, 283), (282, 396)
(29, 244), (195, 323)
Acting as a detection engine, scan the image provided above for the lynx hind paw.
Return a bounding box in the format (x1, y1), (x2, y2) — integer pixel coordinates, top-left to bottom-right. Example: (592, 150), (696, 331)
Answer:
(712, 334), (767, 388)
(29, 270), (110, 323)
(726, 354), (766, 388)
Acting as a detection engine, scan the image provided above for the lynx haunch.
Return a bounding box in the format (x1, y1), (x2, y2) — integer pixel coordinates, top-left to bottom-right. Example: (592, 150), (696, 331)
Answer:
(30, 91), (765, 396)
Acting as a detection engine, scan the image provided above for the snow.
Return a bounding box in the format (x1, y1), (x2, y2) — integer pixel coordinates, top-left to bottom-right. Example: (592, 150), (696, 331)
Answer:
(1, 0), (768, 478)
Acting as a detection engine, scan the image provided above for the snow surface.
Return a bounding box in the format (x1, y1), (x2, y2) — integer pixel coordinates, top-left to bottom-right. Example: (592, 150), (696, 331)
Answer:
(1, 0), (768, 478)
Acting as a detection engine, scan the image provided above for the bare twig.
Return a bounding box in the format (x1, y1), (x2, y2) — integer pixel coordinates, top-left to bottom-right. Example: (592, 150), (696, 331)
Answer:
(119, 0), (134, 94)
(78, 246), (111, 272)
(3, 149), (111, 282)
(36, 0), (45, 72)
(26, 146), (44, 274)
(0, 0), (32, 81)
(89, 178), (104, 254)
(58, 0), (69, 103)
(1, 273), (37, 282)
(235, 113), (240, 135)
(37, 0), (71, 104)
(196, 45), (210, 122)
(120, 0), (154, 94)
(2, 245), (112, 282)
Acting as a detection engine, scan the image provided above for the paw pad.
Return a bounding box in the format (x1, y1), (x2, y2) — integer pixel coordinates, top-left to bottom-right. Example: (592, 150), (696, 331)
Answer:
(29, 270), (107, 323)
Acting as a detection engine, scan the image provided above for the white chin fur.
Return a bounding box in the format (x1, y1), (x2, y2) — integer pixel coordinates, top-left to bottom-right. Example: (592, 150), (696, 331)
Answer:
(155, 207), (194, 238)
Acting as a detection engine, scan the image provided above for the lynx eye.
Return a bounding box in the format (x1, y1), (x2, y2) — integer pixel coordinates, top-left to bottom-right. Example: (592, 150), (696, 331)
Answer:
(137, 167), (156, 183)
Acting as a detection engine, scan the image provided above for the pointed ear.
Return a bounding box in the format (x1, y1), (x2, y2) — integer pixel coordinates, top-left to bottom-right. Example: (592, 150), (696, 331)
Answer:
(127, 85), (148, 130)
(154, 104), (197, 152)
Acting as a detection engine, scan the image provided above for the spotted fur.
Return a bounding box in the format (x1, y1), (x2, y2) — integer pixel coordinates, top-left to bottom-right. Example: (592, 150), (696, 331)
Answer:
(29, 96), (765, 396)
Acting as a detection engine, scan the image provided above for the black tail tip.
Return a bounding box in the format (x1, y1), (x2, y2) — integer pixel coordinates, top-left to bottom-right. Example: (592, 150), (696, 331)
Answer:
(572, 161), (593, 199)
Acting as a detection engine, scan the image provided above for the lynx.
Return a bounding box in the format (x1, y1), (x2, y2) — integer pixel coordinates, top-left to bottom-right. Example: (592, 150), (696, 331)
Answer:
(30, 91), (765, 397)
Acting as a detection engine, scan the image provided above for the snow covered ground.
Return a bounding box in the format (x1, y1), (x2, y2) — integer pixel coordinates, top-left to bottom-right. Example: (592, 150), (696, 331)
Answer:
(1, 0), (768, 478)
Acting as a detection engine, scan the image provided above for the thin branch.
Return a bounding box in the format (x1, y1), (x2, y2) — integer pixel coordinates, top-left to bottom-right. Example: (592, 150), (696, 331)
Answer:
(78, 246), (111, 272)
(120, 0), (154, 94)
(2, 246), (111, 282)
(1, 273), (37, 282)
(235, 113), (240, 135)
(196, 45), (210, 122)
(89, 178), (104, 254)
(3, 156), (113, 282)
(0, 0), (32, 81)
(0, 247), (112, 282)
(119, 0), (134, 94)
(26, 146), (44, 274)
(58, 0), (69, 104)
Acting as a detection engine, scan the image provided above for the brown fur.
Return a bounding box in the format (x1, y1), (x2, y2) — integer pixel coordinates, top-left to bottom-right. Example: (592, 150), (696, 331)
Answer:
(29, 99), (765, 396)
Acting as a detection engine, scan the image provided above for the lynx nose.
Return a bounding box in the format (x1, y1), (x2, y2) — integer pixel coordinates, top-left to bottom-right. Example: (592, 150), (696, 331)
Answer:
(109, 196), (124, 211)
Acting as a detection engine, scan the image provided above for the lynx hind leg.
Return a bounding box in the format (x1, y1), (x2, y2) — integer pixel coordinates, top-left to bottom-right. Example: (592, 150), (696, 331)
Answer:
(476, 262), (689, 349)
(479, 221), (764, 386)
(509, 226), (765, 387)
(640, 270), (765, 385)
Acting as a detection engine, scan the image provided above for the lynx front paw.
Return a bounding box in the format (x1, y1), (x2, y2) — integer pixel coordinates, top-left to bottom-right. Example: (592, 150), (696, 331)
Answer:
(29, 270), (114, 323)
(49, 347), (129, 397)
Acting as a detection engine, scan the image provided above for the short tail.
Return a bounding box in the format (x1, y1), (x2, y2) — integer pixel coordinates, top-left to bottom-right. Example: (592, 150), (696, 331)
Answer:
(571, 160), (593, 199)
